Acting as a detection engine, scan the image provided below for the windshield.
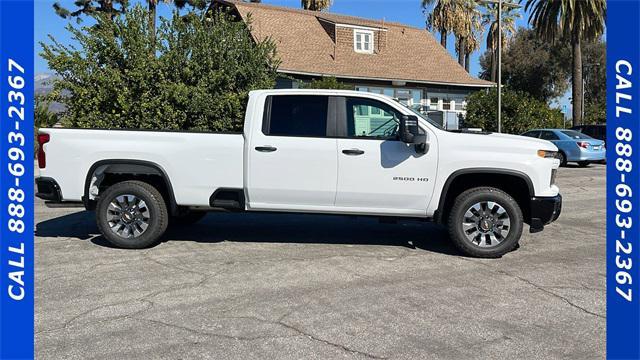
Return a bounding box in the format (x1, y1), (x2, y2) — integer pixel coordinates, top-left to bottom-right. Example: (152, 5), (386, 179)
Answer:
(561, 130), (592, 139)
(395, 101), (445, 130)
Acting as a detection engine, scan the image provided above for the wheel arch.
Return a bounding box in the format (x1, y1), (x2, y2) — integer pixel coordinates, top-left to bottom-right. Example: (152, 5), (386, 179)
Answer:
(83, 159), (178, 214)
(435, 168), (534, 225)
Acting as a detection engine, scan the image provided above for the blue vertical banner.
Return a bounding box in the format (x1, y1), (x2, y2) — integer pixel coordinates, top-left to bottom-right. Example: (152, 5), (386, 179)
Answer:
(0, 0), (35, 359)
(607, 0), (640, 359)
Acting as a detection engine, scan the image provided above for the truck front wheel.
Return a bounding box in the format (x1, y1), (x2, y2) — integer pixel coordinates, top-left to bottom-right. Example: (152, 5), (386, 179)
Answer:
(96, 180), (168, 249)
(447, 187), (523, 258)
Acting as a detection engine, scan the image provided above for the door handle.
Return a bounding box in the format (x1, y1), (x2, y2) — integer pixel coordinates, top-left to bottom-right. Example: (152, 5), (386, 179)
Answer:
(342, 149), (365, 156)
(255, 146), (277, 153)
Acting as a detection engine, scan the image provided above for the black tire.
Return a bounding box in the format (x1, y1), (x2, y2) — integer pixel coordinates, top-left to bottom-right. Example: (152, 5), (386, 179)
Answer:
(96, 180), (168, 249)
(577, 161), (590, 167)
(170, 210), (207, 226)
(558, 152), (567, 167)
(447, 187), (523, 258)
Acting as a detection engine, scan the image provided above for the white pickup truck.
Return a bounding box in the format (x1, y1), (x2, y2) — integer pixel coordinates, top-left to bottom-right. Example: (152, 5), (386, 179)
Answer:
(36, 89), (562, 257)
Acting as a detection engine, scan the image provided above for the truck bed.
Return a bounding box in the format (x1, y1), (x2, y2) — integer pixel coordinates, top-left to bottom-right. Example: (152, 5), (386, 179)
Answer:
(38, 128), (244, 206)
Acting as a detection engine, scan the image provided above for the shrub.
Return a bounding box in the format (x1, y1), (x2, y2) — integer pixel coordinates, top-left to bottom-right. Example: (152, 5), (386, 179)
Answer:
(40, 6), (279, 132)
(301, 77), (352, 90)
(34, 94), (60, 154)
(463, 88), (564, 134)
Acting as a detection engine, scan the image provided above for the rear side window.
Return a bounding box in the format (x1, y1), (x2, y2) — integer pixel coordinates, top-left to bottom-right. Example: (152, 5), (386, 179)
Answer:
(561, 130), (591, 139)
(263, 95), (328, 137)
(522, 131), (540, 138)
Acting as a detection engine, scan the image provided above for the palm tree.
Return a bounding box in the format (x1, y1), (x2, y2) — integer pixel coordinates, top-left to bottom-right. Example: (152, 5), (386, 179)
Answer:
(523, 0), (606, 126)
(451, 0), (481, 71)
(463, 24), (481, 72)
(424, 0), (481, 71)
(301, 0), (332, 11)
(422, 0), (456, 48)
(482, 3), (519, 82)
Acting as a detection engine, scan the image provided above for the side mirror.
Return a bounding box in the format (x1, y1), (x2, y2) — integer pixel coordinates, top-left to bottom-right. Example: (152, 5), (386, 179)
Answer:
(399, 115), (419, 144)
(399, 115), (428, 154)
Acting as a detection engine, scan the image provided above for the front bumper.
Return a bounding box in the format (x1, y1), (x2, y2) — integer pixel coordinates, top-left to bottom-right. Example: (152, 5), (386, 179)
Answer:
(35, 177), (62, 202)
(529, 194), (562, 233)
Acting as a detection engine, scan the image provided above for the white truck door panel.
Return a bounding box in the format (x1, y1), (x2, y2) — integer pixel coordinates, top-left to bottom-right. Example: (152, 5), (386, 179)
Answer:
(335, 96), (437, 214)
(248, 137), (337, 207)
(247, 95), (338, 208)
(336, 139), (436, 212)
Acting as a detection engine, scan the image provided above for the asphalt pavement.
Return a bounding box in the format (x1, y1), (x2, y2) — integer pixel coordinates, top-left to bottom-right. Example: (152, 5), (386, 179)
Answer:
(35, 164), (606, 359)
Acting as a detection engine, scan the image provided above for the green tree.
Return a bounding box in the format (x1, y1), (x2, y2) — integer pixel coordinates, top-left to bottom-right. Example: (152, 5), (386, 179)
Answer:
(35, 95), (60, 129)
(41, 5), (279, 132)
(479, 28), (571, 101)
(34, 94), (60, 154)
(301, 0), (332, 11)
(53, 0), (127, 21)
(523, 0), (606, 126)
(582, 39), (606, 124)
(464, 88), (564, 134)
(481, 2), (520, 82)
(301, 77), (352, 90)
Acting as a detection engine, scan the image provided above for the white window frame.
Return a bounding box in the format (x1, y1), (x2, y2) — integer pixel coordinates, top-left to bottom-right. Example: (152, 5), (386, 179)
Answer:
(354, 30), (374, 54)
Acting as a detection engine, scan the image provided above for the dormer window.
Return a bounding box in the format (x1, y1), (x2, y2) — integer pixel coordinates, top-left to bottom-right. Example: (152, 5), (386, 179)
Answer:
(354, 30), (374, 54)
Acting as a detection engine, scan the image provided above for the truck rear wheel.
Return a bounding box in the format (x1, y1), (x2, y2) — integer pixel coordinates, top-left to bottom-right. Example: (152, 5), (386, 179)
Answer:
(96, 180), (168, 249)
(447, 187), (523, 258)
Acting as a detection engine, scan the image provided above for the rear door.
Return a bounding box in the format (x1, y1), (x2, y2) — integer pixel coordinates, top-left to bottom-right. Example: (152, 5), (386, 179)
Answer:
(334, 96), (438, 215)
(246, 95), (338, 210)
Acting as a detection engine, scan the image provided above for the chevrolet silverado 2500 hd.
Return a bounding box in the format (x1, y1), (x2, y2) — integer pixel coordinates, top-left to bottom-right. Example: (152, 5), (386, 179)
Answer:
(35, 89), (562, 257)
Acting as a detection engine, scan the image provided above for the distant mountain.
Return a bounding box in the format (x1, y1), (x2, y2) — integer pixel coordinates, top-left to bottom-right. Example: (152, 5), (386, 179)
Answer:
(35, 73), (56, 95)
(35, 73), (65, 113)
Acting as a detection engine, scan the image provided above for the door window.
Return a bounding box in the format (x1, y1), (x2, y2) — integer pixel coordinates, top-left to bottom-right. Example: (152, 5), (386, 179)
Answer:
(346, 97), (402, 139)
(264, 95), (328, 137)
(540, 131), (560, 140)
(522, 130), (541, 138)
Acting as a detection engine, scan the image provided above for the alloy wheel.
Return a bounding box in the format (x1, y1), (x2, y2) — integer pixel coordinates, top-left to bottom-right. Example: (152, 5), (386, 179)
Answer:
(462, 201), (511, 248)
(106, 194), (151, 238)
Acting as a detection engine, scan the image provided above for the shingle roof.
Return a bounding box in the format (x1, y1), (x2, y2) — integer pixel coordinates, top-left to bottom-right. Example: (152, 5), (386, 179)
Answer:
(218, 0), (493, 88)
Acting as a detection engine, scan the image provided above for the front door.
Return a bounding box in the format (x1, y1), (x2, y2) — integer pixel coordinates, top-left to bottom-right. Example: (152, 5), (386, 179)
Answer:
(334, 96), (438, 216)
(247, 95), (338, 210)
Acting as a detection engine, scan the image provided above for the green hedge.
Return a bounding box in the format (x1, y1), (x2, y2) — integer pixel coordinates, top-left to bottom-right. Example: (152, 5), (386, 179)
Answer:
(41, 6), (279, 132)
(463, 88), (564, 134)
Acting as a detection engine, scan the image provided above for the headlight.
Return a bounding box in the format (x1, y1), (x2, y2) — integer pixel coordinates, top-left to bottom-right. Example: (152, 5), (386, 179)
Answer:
(537, 150), (558, 158)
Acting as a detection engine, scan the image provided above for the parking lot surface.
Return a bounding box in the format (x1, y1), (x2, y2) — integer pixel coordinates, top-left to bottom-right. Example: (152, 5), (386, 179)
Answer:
(35, 165), (605, 360)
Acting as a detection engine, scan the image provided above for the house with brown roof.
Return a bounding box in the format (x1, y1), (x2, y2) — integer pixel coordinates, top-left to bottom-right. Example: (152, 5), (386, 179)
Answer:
(215, 0), (493, 115)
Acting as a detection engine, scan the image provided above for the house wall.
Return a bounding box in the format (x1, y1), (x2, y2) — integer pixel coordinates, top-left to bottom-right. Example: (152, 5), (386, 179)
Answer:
(335, 27), (353, 48)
